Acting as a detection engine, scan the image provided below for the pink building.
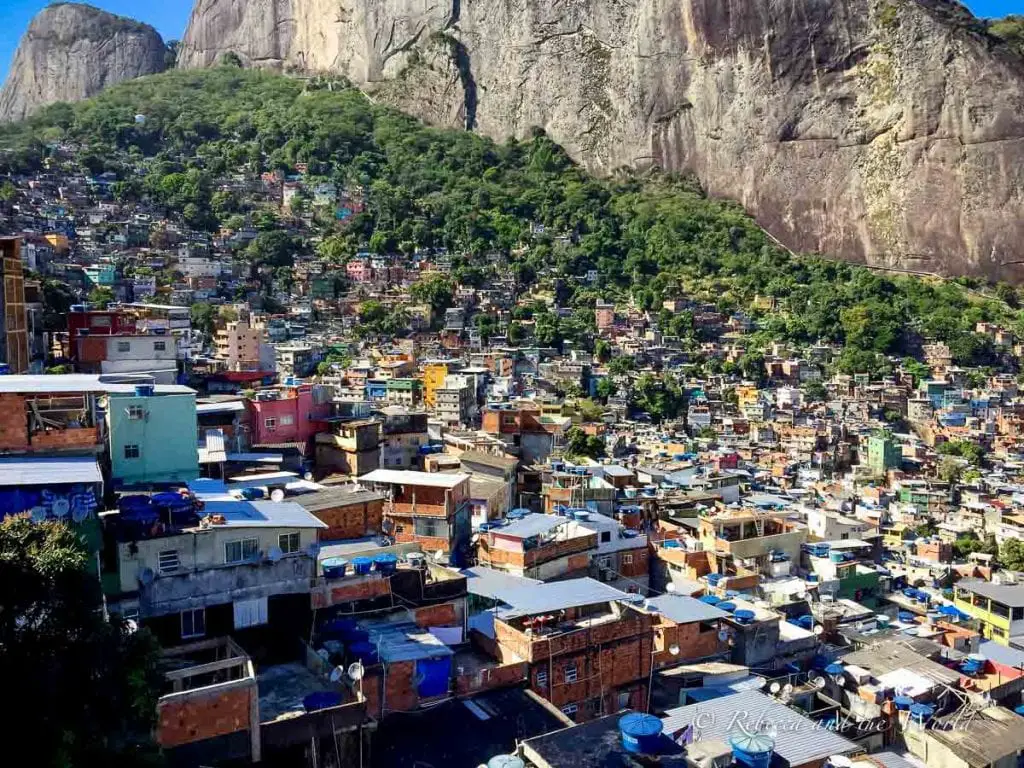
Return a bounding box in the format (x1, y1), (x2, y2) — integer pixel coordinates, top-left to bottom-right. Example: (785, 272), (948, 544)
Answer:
(346, 260), (371, 283)
(245, 384), (329, 448)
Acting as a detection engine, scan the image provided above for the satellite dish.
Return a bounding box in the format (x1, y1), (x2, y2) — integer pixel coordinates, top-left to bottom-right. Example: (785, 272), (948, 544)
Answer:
(330, 665), (345, 683)
(434, 549), (445, 561)
(52, 498), (70, 518)
(125, 618), (139, 634)
(813, 676), (827, 689)
(718, 628), (730, 642)
(813, 624), (825, 636)
(770, 682), (781, 694)
(304, 471), (314, 481)
(348, 661), (365, 681)
(782, 683), (794, 696)
(270, 488), (286, 502)
(665, 582), (676, 593)
(266, 546), (283, 563)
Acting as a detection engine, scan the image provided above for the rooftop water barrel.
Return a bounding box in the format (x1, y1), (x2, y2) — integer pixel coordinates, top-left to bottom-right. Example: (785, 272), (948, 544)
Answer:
(902, 587), (918, 598)
(807, 574), (819, 583)
(729, 729), (775, 768)
(830, 551), (845, 563)
(622, 529), (639, 538)
(479, 522), (494, 532)
(707, 574), (722, 586)
(734, 609), (756, 624)
(898, 611), (916, 623)
(797, 615), (814, 630)
(718, 602), (737, 613)
(1014, 705), (1024, 716)
(825, 663), (845, 677)
(662, 540), (681, 549)
(321, 557), (349, 579)
(351, 556), (373, 575)
(508, 509), (528, 521)
(0, 363), (9, 375)
(373, 553), (398, 575)
(134, 384), (155, 397)
(618, 713), (664, 754)
(349, 641), (378, 664)
(699, 595), (723, 605)
(487, 757), (525, 768)
(303, 691), (343, 712)
(893, 696), (914, 711)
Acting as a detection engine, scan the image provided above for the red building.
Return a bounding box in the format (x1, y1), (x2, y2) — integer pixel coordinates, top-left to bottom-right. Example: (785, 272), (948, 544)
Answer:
(65, 308), (136, 362)
(245, 384), (330, 450)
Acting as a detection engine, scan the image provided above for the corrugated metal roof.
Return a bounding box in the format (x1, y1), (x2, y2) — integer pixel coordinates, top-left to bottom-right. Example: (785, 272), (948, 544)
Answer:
(661, 690), (858, 765)
(295, 488), (384, 513)
(497, 578), (630, 618)
(490, 513), (566, 540)
(0, 457), (103, 487)
(0, 374), (194, 395)
(361, 620), (454, 662)
(360, 469), (470, 488)
(957, 579), (1024, 607)
(460, 566), (542, 602)
(646, 594), (728, 624)
(979, 640), (1024, 669)
(196, 400), (245, 414)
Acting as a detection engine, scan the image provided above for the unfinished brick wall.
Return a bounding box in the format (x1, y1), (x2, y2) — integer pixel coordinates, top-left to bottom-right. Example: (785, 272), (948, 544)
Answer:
(29, 426), (100, 451)
(0, 394), (28, 450)
(413, 602), (457, 628)
(310, 574), (390, 608)
(157, 683), (253, 748)
(617, 547), (649, 578)
(311, 499), (383, 540)
(455, 660), (528, 695)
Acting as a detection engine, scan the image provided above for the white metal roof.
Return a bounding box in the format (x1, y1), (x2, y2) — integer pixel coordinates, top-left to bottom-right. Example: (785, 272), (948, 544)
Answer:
(0, 374), (193, 395)
(0, 457), (103, 487)
(359, 469), (470, 489)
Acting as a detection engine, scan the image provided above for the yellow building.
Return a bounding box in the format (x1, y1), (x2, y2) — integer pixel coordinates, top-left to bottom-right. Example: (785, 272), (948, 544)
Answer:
(44, 233), (70, 253)
(423, 362), (449, 409)
(953, 579), (1024, 645)
(736, 386), (760, 409)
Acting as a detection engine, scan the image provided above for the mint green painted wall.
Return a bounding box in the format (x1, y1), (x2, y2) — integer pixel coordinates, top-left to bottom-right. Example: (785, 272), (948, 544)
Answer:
(107, 392), (198, 486)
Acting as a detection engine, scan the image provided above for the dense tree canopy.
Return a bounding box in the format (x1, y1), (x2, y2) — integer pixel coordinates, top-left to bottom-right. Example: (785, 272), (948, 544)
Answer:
(1, 66), (1019, 369)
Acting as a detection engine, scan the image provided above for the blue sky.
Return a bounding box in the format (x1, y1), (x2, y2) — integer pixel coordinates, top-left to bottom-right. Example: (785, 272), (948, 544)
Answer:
(0, 0), (1023, 83)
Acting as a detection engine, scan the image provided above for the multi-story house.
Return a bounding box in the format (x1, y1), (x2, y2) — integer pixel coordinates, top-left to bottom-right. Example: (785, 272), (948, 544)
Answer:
(954, 577), (1024, 646)
(359, 469), (471, 557)
(75, 332), (178, 383)
(379, 409), (429, 469)
(697, 508), (807, 571)
(314, 419), (380, 477)
(435, 375), (473, 426)
(215, 319), (265, 371)
(107, 383), (200, 488)
(492, 578), (653, 722)
(246, 383), (330, 450)
(476, 513), (597, 581)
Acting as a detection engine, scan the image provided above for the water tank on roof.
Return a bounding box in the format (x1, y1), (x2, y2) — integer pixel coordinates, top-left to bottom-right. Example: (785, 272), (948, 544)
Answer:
(488, 757), (525, 768)
(718, 602), (737, 613)
(729, 728), (775, 768)
(619, 713), (663, 754)
(351, 556), (373, 575)
(321, 557), (348, 579)
(134, 384), (155, 397)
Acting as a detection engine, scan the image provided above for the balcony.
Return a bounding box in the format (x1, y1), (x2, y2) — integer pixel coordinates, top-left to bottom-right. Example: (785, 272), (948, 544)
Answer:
(141, 556), (316, 617)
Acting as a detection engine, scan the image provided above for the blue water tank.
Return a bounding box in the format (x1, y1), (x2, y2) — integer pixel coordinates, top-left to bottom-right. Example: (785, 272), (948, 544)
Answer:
(898, 611), (916, 623)
(1014, 705), (1024, 716)
(303, 691), (343, 712)
(718, 602), (737, 613)
(706, 574), (722, 586)
(893, 696), (914, 711)
(508, 508), (528, 520)
(623, 529), (640, 539)
(373, 553), (398, 575)
(909, 703), (934, 724)
(699, 595), (722, 605)
(134, 384), (155, 397)
(487, 756), (525, 768)
(733, 609), (756, 624)
(729, 729), (775, 768)
(351, 556), (373, 575)
(0, 363), (9, 375)
(619, 712), (663, 754)
(321, 557), (349, 579)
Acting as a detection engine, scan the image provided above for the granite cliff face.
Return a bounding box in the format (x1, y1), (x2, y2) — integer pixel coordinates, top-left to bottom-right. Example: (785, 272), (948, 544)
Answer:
(177, 0), (1024, 282)
(0, 3), (168, 123)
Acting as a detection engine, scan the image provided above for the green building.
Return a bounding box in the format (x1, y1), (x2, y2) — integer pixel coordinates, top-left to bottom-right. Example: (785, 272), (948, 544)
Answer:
(106, 384), (199, 488)
(866, 432), (902, 474)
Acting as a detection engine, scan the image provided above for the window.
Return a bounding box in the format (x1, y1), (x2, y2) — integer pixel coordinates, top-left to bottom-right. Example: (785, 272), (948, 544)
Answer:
(278, 532), (300, 554)
(536, 669), (548, 688)
(234, 597), (268, 629)
(225, 538), (259, 564)
(158, 550), (180, 573)
(181, 608), (206, 639)
(992, 602), (1011, 619)
(1014, 607), (1024, 621)
(124, 444), (140, 459)
(280, 414), (295, 426)
(560, 703), (578, 718)
(117, 341), (131, 352)
(601, 531), (611, 543)
(153, 341), (166, 352)
(840, 532), (850, 540)
(622, 553), (634, 565)
(414, 518), (449, 539)
(564, 663), (578, 683)
(264, 418), (277, 431)
(127, 405), (146, 420)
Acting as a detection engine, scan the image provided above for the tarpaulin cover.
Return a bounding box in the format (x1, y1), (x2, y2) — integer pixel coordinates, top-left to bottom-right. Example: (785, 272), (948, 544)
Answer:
(416, 657), (451, 698)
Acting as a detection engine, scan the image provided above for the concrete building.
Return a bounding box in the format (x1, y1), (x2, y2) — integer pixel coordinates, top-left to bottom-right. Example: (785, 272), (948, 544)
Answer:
(314, 419), (380, 477)
(476, 514), (597, 581)
(866, 431), (902, 474)
(215, 320), (264, 371)
(107, 384), (200, 487)
(76, 332), (178, 384)
(954, 578), (1024, 646)
(0, 236), (28, 373)
(379, 409), (429, 469)
(246, 384), (330, 450)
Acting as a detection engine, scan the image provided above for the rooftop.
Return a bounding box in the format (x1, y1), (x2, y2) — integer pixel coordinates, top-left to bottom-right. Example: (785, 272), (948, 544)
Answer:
(957, 578), (1024, 607)
(491, 513), (567, 540)
(929, 707), (1024, 767)
(0, 374), (194, 395)
(459, 450), (519, 470)
(359, 469), (470, 489)
(460, 565), (543, 602)
(0, 456), (102, 487)
(496, 577), (630, 619)
(644, 594), (728, 624)
(661, 690), (859, 766)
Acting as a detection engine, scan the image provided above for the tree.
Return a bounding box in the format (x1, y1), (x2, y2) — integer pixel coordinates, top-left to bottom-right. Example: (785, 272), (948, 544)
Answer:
(0, 516), (162, 766)
(607, 356), (636, 377)
(1000, 538), (1024, 571)
(88, 287), (115, 309)
(190, 302), (216, 337)
(565, 427), (605, 460)
(507, 321), (525, 345)
(594, 339), (612, 363)
(220, 51), (243, 67)
(802, 380), (828, 402)
(595, 377), (617, 401)
(409, 274), (455, 317)
(245, 230), (296, 268)
(937, 457), (963, 485)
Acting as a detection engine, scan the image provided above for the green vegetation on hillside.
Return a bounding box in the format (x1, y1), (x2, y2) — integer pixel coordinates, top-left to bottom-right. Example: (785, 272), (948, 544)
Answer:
(0, 66), (1019, 371)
